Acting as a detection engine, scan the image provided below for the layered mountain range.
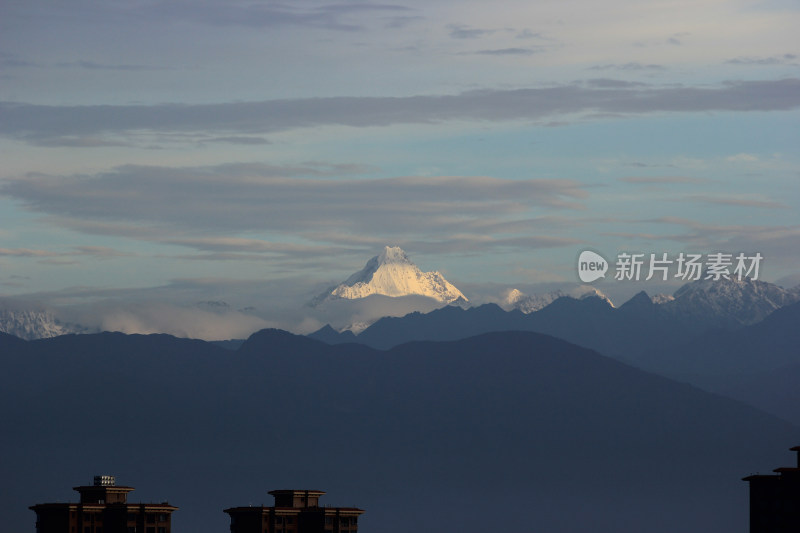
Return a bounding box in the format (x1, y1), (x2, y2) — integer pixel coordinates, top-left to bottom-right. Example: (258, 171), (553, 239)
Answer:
(4, 247), (798, 341)
(2, 247), (799, 532)
(1, 328), (797, 533)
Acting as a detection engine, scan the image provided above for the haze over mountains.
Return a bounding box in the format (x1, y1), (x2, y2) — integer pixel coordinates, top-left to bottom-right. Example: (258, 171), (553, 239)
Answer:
(4, 246), (799, 342)
(311, 276), (800, 354)
(2, 247), (799, 532)
(1, 328), (798, 533)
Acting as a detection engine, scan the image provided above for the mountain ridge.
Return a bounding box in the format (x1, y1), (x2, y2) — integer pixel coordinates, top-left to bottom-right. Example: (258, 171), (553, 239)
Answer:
(1, 328), (797, 533)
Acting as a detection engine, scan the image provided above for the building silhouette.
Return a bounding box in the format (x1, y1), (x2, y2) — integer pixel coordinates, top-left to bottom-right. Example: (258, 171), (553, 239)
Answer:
(224, 490), (364, 533)
(30, 475), (178, 533)
(743, 445), (800, 532)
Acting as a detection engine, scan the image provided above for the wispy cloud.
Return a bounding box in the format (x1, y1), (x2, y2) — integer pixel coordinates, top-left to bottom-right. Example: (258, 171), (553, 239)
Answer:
(0, 246), (133, 259)
(588, 63), (667, 71)
(726, 54), (798, 66)
(619, 176), (708, 184)
(667, 32), (690, 46)
(2, 79), (798, 145)
(1, 164), (589, 254)
(726, 153), (759, 162)
(22, 135), (133, 148)
(204, 136), (271, 145)
(681, 194), (789, 209)
(0, 248), (60, 258)
(447, 24), (495, 39)
(56, 60), (171, 71)
(473, 48), (541, 56)
(134, 1), (412, 32)
(585, 79), (649, 88)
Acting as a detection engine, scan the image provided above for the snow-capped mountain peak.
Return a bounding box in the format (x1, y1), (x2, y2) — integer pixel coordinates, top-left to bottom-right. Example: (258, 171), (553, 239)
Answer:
(377, 245), (412, 265)
(315, 246), (467, 304)
(662, 277), (800, 326)
(502, 285), (614, 313)
(0, 305), (74, 340)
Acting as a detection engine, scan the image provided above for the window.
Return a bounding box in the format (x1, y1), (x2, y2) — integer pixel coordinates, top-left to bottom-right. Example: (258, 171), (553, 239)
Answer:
(128, 528), (137, 533)
(147, 515), (156, 523)
(158, 514), (167, 522)
(158, 528), (166, 533)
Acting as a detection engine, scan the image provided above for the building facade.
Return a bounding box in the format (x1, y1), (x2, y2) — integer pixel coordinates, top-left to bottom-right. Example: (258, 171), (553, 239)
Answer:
(30, 476), (178, 533)
(743, 445), (800, 532)
(224, 490), (364, 533)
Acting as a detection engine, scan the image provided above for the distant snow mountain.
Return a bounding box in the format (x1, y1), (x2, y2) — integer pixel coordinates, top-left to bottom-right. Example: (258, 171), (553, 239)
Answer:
(650, 293), (675, 304)
(313, 246), (467, 305)
(0, 306), (74, 340)
(658, 277), (800, 326)
(503, 285), (614, 313)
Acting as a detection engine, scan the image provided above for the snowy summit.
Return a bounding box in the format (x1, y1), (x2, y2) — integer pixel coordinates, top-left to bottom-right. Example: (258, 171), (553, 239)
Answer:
(316, 246), (467, 304)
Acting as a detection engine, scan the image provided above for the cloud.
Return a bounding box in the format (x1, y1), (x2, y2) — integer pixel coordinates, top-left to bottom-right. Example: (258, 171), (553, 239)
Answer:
(585, 79), (649, 88)
(132, 1), (412, 32)
(0, 248), (60, 258)
(588, 63), (667, 71)
(623, 162), (678, 169)
(726, 153), (759, 162)
(473, 48), (540, 56)
(56, 60), (171, 71)
(204, 136), (271, 145)
(680, 194), (788, 209)
(636, 217), (800, 250)
(726, 54), (798, 66)
(667, 32), (690, 46)
(3, 79), (797, 145)
(0, 55), (41, 69)
(618, 176), (707, 184)
(0, 246), (133, 260)
(22, 135), (133, 148)
(85, 301), (273, 340)
(515, 29), (544, 40)
(1, 164), (589, 256)
(448, 24), (495, 39)
(383, 15), (424, 29)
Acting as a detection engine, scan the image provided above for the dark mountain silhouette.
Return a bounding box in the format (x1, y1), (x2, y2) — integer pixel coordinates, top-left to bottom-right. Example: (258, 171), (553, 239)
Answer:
(721, 362), (800, 426)
(210, 338), (246, 350)
(307, 324), (357, 344)
(354, 303), (528, 349)
(0, 330), (27, 350)
(1, 329), (797, 533)
(636, 300), (800, 381)
(323, 295), (707, 361)
(307, 285), (800, 426)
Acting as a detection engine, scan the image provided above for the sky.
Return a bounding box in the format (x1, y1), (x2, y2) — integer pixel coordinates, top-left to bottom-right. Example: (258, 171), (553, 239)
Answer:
(1, 0), (799, 337)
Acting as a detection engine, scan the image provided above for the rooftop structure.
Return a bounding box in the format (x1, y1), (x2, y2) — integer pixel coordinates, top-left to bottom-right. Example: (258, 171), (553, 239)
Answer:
(30, 475), (177, 533)
(225, 489), (364, 533)
(743, 445), (800, 532)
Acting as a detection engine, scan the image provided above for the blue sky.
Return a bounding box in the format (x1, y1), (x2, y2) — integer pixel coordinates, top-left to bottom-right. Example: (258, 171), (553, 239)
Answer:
(1, 0), (798, 336)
